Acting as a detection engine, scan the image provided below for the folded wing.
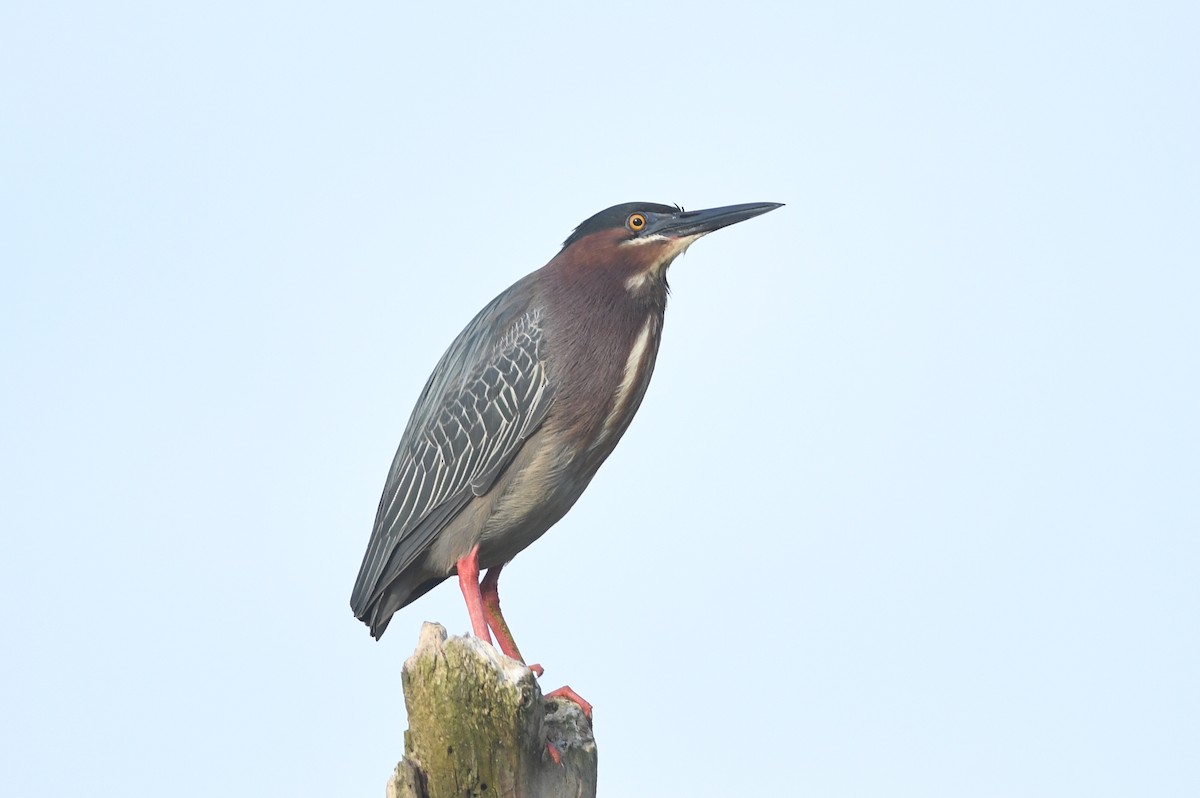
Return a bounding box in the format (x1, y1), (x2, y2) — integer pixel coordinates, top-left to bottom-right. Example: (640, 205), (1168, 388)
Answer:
(350, 286), (554, 618)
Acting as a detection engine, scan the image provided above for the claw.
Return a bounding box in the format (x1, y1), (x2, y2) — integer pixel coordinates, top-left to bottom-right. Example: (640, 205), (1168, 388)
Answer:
(545, 685), (593, 720)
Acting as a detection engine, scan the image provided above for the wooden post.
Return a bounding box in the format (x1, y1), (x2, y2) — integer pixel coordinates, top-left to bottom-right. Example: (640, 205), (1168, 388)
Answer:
(386, 623), (597, 798)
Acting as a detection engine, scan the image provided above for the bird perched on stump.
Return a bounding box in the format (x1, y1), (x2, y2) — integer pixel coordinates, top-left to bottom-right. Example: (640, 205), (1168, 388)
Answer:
(351, 201), (782, 707)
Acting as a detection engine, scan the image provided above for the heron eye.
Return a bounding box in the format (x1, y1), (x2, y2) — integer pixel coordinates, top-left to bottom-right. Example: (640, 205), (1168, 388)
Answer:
(627, 213), (647, 232)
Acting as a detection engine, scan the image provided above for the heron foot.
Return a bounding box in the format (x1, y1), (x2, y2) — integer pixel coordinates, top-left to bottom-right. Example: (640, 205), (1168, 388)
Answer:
(545, 685), (593, 720)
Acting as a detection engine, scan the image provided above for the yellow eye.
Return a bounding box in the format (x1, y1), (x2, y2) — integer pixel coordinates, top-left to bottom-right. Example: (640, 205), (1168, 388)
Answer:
(627, 213), (647, 232)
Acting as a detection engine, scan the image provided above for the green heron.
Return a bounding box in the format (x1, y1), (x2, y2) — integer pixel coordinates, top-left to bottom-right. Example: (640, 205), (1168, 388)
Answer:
(351, 200), (782, 707)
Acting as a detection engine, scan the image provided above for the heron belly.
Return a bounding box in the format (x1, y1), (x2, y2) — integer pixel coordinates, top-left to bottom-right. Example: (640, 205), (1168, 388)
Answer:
(474, 430), (598, 567)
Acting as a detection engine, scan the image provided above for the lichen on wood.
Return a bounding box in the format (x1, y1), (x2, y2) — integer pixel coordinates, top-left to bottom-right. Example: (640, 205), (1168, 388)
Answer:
(386, 622), (597, 798)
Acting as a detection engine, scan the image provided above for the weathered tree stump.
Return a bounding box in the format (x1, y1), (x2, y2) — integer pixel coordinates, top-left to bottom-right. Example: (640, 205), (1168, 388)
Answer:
(386, 622), (597, 798)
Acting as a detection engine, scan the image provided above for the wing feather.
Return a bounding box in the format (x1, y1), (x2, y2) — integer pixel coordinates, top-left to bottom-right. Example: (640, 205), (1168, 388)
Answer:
(351, 286), (553, 615)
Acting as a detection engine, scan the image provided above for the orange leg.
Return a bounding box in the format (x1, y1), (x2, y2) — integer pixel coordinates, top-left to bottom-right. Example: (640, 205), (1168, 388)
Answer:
(479, 563), (591, 762)
(456, 545), (491, 643)
(481, 564), (543, 676)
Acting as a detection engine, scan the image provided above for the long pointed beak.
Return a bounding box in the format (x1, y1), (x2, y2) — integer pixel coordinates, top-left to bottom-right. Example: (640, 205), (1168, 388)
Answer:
(647, 202), (783, 239)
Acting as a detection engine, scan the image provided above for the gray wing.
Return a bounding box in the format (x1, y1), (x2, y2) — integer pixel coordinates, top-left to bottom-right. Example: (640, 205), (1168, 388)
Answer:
(350, 286), (553, 614)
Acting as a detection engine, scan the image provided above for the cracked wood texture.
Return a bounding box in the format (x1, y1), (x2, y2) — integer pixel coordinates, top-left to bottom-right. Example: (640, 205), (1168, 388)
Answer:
(386, 623), (597, 798)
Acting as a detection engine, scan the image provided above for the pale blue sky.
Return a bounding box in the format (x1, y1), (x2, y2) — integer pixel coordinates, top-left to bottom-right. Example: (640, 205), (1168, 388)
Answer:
(2, 2), (1197, 796)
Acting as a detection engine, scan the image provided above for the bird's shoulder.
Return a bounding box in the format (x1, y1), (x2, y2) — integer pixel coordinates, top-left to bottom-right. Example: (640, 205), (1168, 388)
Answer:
(377, 271), (557, 514)
(402, 272), (549, 436)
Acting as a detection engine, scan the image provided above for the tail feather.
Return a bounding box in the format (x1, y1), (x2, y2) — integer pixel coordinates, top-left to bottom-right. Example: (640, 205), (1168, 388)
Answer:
(353, 572), (449, 640)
